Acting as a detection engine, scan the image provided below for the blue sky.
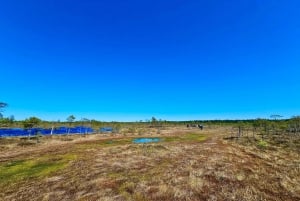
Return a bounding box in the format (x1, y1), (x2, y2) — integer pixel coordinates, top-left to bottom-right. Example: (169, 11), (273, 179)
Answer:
(1, 0), (300, 121)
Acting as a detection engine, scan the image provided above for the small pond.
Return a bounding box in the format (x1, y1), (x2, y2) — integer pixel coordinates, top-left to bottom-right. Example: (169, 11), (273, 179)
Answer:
(133, 138), (161, 144)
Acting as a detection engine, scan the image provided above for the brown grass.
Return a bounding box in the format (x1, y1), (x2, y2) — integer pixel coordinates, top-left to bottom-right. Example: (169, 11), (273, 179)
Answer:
(0, 127), (299, 201)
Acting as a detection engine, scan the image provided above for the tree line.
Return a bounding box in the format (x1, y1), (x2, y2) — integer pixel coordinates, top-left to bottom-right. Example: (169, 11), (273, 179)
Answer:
(1, 101), (300, 135)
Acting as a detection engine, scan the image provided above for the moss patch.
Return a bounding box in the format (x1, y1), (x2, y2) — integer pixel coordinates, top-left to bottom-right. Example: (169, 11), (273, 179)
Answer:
(0, 154), (76, 186)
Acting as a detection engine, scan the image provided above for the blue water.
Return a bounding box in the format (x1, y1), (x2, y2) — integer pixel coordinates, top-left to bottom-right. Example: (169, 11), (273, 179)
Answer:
(133, 138), (161, 144)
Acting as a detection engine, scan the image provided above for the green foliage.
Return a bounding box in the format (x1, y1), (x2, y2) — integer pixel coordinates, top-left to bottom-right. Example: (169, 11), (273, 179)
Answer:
(0, 154), (76, 186)
(22, 117), (42, 129)
(257, 139), (268, 148)
(0, 118), (12, 127)
(67, 115), (76, 123)
(0, 102), (8, 118)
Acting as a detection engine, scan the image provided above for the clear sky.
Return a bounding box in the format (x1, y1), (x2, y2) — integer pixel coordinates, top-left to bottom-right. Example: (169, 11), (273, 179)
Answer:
(1, 0), (300, 121)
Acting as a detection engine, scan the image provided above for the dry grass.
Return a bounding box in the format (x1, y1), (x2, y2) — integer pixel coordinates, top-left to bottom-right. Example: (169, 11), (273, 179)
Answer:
(0, 127), (299, 201)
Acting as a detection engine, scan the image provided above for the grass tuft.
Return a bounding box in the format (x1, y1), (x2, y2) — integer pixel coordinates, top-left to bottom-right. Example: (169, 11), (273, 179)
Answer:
(257, 139), (268, 148)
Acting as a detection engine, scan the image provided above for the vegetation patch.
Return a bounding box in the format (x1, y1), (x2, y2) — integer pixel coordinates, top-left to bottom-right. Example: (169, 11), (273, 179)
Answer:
(163, 133), (207, 143)
(257, 139), (268, 148)
(104, 138), (131, 146)
(0, 153), (76, 187)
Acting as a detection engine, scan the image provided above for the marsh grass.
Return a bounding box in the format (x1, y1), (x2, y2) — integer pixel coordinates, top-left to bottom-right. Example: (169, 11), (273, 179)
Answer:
(0, 129), (299, 201)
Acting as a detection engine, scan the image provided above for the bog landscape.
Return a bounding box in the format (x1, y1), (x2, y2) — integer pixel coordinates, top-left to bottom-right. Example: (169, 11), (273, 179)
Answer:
(1, 1), (300, 200)
(0, 114), (299, 201)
